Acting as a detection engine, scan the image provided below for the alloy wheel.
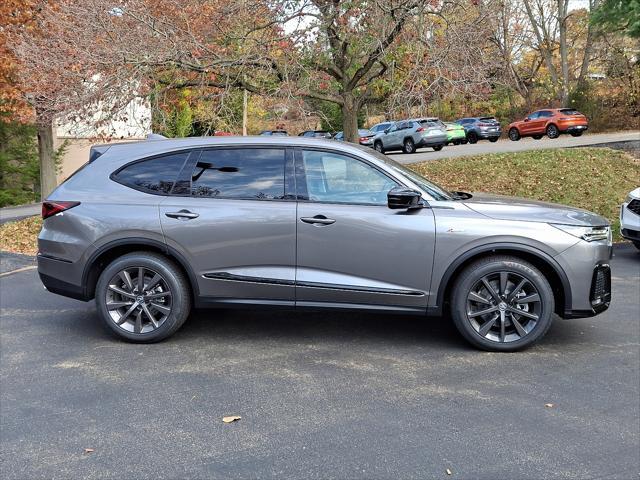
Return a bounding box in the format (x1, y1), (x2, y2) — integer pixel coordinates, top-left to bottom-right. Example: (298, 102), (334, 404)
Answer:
(547, 124), (559, 138)
(105, 267), (173, 334)
(466, 271), (541, 343)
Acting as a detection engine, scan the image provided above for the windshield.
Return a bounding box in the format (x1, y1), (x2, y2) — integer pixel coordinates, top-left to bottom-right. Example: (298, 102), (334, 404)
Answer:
(353, 145), (454, 200)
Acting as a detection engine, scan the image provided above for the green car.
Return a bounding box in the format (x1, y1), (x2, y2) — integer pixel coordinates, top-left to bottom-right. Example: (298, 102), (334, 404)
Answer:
(444, 122), (466, 145)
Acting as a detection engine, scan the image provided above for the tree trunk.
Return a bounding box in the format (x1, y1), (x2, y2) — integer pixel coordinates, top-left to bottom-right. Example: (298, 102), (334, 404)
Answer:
(342, 94), (359, 143)
(37, 117), (56, 201)
(558, 0), (570, 106)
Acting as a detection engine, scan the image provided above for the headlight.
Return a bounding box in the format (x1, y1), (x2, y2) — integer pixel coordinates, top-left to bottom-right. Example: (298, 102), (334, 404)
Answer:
(552, 224), (611, 242)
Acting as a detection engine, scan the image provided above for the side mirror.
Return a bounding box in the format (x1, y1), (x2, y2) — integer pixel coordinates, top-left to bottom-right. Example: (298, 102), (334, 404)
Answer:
(384, 128), (390, 134)
(388, 187), (423, 210)
(524, 117), (530, 122)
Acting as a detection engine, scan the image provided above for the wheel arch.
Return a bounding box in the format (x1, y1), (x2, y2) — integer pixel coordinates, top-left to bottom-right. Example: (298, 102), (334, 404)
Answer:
(435, 243), (571, 317)
(82, 237), (199, 302)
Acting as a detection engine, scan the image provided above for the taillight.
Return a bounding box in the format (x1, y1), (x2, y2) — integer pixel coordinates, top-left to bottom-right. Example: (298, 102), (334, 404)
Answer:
(42, 201), (80, 219)
(359, 137), (368, 142)
(416, 127), (425, 132)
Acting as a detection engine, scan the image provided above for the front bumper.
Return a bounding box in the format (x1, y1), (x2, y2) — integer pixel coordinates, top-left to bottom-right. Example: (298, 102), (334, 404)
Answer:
(620, 200), (640, 240)
(555, 238), (612, 318)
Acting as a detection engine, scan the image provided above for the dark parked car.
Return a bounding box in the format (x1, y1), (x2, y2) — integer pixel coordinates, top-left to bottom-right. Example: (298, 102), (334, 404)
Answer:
(456, 117), (502, 143)
(259, 130), (289, 136)
(298, 130), (332, 139)
(38, 136), (612, 351)
(333, 129), (375, 147)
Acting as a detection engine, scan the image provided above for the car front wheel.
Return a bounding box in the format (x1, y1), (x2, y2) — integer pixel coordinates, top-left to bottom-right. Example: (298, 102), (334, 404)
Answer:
(95, 252), (191, 343)
(450, 255), (554, 352)
(374, 141), (384, 153)
(508, 128), (520, 141)
(467, 132), (478, 144)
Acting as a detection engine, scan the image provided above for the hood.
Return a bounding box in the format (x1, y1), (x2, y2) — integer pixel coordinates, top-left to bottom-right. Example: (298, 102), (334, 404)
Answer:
(462, 192), (609, 226)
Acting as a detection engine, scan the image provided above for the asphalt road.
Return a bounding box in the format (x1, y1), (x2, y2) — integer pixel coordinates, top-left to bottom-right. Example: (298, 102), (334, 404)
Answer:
(391, 130), (639, 164)
(1, 245), (639, 480)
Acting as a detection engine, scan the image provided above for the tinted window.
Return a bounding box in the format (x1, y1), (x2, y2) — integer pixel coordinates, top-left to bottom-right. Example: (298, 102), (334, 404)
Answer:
(114, 152), (189, 194)
(301, 150), (397, 205)
(559, 108), (580, 115)
(191, 148), (285, 199)
(529, 112), (540, 119)
(540, 110), (553, 117)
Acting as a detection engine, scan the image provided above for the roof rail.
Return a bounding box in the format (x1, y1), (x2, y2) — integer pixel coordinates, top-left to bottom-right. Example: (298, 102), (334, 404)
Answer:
(146, 133), (167, 140)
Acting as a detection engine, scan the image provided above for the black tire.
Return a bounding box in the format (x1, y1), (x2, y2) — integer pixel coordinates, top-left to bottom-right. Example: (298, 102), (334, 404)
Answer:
(95, 251), (191, 343)
(461, 138), (468, 144)
(633, 241), (640, 251)
(546, 124), (560, 139)
(374, 141), (384, 153)
(508, 128), (520, 141)
(489, 137), (499, 143)
(571, 131), (583, 137)
(403, 137), (416, 154)
(450, 255), (555, 352)
(433, 144), (443, 151)
(532, 135), (543, 140)
(467, 132), (478, 144)
(453, 140), (461, 145)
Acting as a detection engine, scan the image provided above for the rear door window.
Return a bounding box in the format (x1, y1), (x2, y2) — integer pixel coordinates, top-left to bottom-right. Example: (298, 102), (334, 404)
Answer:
(112, 151), (190, 194)
(190, 148), (286, 200)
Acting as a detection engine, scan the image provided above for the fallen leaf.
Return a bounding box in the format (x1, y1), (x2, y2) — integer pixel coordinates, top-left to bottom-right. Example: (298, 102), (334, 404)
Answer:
(446, 468), (452, 475)
(545, 403), (554, 408)
(84, 448), (95, 454)
(222, 415), (241, 423)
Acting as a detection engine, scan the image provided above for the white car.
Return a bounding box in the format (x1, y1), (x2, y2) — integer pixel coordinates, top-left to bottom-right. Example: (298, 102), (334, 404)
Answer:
(620, 187), (640, 250)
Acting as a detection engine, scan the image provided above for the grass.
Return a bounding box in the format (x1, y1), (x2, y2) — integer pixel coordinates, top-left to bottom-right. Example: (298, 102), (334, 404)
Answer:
(0, 147), (638, 256)
(410, 147), (640, 241)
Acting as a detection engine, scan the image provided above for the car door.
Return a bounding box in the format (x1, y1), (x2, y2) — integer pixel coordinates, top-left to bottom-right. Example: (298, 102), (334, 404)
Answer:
(384, 123), (402, 149)
(525, 111), (544, 135)
(295, 148), (436, 311)
(159, 146), (297, 304)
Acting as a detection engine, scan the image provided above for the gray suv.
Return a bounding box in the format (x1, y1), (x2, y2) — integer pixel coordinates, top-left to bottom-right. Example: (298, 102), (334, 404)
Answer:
(38, 137), (612, 351)
(373, 119), (447, 154)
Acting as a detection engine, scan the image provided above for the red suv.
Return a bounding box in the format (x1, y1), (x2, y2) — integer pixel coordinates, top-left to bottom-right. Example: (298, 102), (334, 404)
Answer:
(507, 108), (588, 141)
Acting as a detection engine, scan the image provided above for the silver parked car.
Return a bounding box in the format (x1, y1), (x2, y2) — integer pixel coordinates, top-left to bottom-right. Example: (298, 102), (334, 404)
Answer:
(38, 137), (612, 351)
(373, 119), (447, 154)
(620, 187), (640, 250)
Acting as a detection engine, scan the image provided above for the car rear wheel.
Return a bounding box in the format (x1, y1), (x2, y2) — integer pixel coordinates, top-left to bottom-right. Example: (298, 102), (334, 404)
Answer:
(403, 138), (416, 154)
(571, 131), (583, 137)
(450, 255), (554, 352)
(374, 141), (384, 153)
(432, 145), (443, 151)
(453, 140), (461, 145)
(461, 138), (468, 144)
(467, 132), (478, 144)
(546, 124), (560, 139)
(508, 128), (520, 141)
(96, 252), (191, 343)
(532, 135), (543, 140)
(489, 137), (498, 143)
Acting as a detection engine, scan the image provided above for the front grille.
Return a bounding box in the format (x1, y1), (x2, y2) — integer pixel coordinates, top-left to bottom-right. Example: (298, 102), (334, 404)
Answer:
(627, 199), (640, 215)
(590, 264), (611, 310)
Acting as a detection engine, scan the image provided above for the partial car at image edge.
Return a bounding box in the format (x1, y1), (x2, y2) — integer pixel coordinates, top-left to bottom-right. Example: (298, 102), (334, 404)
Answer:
(620, 187), (640, 250)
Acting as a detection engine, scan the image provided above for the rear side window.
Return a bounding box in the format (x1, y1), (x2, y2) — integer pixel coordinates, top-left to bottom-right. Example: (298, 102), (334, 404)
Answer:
(559, 108), (580, 115)
(191, 148), (286, 199)
(113, 152), (189, 194)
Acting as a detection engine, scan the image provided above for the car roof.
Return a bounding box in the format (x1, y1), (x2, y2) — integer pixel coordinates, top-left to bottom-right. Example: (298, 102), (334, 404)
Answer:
(91, 136), (370, 164)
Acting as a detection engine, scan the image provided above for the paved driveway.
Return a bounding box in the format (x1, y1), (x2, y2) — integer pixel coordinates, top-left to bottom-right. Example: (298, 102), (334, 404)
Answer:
(1, 245), (639, 479)
(391, 131), (639, 164)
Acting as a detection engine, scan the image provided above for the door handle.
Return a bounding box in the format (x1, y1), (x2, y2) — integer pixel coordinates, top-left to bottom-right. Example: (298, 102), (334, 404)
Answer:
(300, 215), (336, 225)
(165, 210), (199, 220)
